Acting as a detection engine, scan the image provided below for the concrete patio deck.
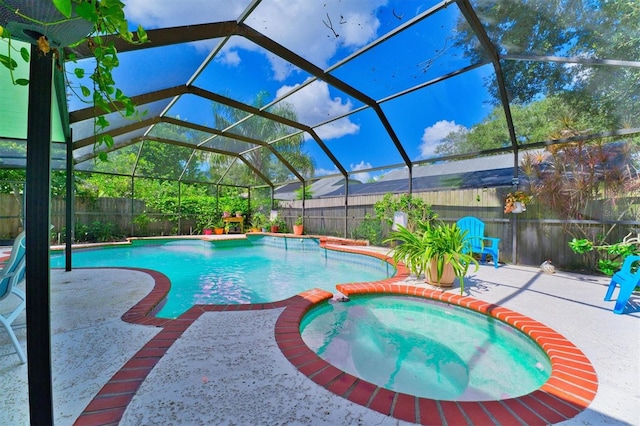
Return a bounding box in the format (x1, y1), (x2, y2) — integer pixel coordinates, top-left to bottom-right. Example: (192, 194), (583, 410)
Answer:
(1, 244), (638, 425)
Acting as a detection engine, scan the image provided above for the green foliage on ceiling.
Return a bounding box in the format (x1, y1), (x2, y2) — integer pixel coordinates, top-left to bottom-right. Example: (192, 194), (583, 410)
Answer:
(1, 0), (149, 154)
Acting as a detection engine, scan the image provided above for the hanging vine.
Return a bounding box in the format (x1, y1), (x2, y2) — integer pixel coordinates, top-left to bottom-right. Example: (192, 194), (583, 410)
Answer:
(0, 0), (148, 160)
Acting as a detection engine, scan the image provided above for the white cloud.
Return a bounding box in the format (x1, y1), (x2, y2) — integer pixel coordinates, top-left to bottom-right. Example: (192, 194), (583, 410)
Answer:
(124, 0), (250, 64)
(276, 81), (359, 140)
(565, 62), (593, 86)
(350, 160), (372, 183)
(210, 37), (296, 81)
(314, 117), (360, 141)
(418, 120), (467, 159)
(125, 0), (387, 80)
(124, 1), (246, 28)
(218, 50), (241, 67)
(246, 0), (385, 70)
(315, 167), (341, 177)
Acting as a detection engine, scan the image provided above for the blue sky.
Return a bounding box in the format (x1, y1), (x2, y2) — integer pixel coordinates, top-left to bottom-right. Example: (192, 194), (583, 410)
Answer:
(69, 0), (498, 183)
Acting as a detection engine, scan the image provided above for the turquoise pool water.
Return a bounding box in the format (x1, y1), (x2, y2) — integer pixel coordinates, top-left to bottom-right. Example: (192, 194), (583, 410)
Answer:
(300, 295), (551, 401)
(50, 238), (393, 318)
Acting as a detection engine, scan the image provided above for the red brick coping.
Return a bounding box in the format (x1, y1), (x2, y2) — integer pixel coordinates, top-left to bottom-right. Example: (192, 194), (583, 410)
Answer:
(72, 246), (597, 425)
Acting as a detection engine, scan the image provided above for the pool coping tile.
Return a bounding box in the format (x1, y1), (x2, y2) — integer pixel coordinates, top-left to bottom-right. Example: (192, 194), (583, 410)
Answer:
(71, 244), (598, 426)
(392, 393), (418, 423)
(417, 398), (443, 425)
(368, 387), (395, 415)
(346, 380), (378, 406)
(440, 401), (471, 425)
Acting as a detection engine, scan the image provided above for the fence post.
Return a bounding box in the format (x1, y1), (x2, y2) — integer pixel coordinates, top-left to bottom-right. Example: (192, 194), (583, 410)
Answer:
(130, 175), (135, 236)
(344, 178), (349, 238)
(270, 186), (274, 210)
(512, 215), (517, 264)
(178, 182), (182, 234)
(65, 130), (73, 271)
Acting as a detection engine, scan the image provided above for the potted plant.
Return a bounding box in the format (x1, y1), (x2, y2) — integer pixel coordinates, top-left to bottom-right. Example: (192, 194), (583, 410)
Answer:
(504, 191), (532, 214)
(270, 218), (280, 233)
(383, 222), (430, 278)
(423, 222), (479, 290)
(250, 212), (266, 232)
(199, 217), (218, 235)
(212, 218), (225, 235)
(293, 216), (304, 235)
(385, 220), (479, 294)
(197, 217), (212, 235)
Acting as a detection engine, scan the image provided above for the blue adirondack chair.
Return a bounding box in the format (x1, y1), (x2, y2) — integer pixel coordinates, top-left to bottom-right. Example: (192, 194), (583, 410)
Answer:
(605, 255), (640, 315)
(456, 216), (500, 268)
(0, 231), (27, 363)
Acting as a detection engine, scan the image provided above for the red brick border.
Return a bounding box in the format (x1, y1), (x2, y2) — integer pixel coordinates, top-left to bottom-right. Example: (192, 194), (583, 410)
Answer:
(275, 278), (598, 425)
(72, 267), (298, 426)
(72, 245), (596, 426)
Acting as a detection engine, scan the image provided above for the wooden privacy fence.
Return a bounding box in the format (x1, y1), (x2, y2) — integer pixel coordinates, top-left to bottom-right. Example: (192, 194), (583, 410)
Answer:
(0, 193), (22, 240)
(50, 197), (199, 238)
(280, 187), (640, 270)
(2, 187), (640, 270)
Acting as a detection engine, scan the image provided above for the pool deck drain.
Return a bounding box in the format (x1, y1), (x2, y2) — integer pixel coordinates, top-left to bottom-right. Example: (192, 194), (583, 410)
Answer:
(70, 246), (598, 426)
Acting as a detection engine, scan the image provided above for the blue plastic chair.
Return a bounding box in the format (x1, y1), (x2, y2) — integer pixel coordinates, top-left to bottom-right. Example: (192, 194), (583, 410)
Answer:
(456, 216), (500, 268)
(0, 231), (27, 363)
(605, 255), (640, 315)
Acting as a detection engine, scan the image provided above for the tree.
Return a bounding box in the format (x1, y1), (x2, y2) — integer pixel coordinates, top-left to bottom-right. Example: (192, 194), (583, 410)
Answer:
(434, 95), (619, 156)
(76, 121), (213, 200)
(453, 0), (639, 125)
(520, 136), (640, 270)
(294, 185), (313, 200)
(210, 91), (315, 186)
(374, 193), (437, 233)
(0, 139), (70, 230)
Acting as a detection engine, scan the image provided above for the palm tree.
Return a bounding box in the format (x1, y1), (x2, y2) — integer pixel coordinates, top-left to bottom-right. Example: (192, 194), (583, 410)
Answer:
(209, 91), (315, 186)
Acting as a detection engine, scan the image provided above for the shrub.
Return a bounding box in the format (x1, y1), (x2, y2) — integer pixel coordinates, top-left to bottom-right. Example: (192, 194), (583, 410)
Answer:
(69, 221), (124, 243)
(374, 193), (437, 232)
(351, 213), (383, 245)
(569, 233), (640, 275)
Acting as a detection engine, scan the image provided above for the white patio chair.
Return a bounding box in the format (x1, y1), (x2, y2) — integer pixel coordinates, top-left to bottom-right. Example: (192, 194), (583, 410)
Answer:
(0, 232), (27, 363)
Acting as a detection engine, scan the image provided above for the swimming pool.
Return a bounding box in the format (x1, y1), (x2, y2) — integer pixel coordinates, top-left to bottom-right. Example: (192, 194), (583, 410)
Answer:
(300, 294), (551, 401)
(50, 236), (394, 318)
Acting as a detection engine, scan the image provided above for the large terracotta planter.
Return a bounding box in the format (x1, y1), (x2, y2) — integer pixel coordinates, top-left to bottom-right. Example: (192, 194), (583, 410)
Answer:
(425, 259), (456, 287)
(293, 225), (304, 235)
